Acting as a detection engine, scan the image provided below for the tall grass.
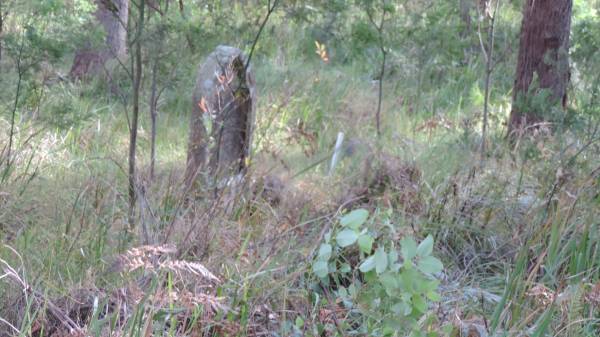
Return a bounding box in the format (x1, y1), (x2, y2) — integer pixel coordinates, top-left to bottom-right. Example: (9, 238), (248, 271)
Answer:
(1, 4), (599, 335)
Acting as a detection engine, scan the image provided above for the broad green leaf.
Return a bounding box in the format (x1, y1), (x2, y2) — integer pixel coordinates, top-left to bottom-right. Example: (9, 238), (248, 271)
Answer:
(340, 263), (351, 273)
(400, 268), (418, 292)
(417, 256), (443, 274)
(388, 249), (399, 264)
(312, 260), (329, 278)
(358, 234), (374, 254)
(379, 272), (398, 295)
(400, 236), (418, 261)
(426, 290), (441, 301)
(336, 229), (359, 247)
(295, 316), (304, 328)
(412, 294), (428, 313)
(374, 247), (388, 274)
(348, 283), (358, 297)
(363, 269), (378, 283)
(359, 255), (376, 273)
(382, 317), (404, 334)
(340, 209), (369, 230)
(328, 261), (337, 273)
(318, 243), (332, 260)
(324, 230), (332, 242)
(391, 301), (412, 316)
(416, 235), (434, 257)
(416, 279), (440, 293)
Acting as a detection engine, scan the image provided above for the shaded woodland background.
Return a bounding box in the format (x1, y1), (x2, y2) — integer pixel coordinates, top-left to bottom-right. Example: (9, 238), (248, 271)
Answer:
(0, 0), (599, 336)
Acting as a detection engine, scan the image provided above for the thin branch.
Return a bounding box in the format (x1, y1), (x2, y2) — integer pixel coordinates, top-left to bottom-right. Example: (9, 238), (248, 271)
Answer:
(366, 1), (388, 138)
(477, 21), (488, 64)
(128, 0), (145, 229)
(480, 0), (501, 163)
(243, 0), (280, 74)
(4, 31), (25, 177)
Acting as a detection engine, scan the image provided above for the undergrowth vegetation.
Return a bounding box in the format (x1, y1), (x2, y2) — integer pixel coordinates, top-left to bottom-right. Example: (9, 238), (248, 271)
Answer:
(1, 0), (599, 336)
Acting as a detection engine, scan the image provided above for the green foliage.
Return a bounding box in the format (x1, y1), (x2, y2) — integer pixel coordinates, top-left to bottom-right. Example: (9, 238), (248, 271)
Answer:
(350, 21), (377, 51)
(513, 75), (567, 124)
(571, 11), (600, 116)
(311, 209), (445, 336)
(43, 84), (97, 128)
(1, 1), (599, 336)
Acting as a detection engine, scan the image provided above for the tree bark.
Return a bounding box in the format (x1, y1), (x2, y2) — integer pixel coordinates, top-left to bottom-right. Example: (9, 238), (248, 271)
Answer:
(95, 0), (129, 59)
(480, 0), (500, 162)
(149, 49), (159, 180)
(459, 0), (471, 37)
(70, 0), (129, 79)
(128, 0), (144, 229)
(508, 0), (572, 136)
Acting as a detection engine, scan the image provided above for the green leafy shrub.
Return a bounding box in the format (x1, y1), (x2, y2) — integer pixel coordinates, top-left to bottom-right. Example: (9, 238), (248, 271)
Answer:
(312, 209), (446, 336)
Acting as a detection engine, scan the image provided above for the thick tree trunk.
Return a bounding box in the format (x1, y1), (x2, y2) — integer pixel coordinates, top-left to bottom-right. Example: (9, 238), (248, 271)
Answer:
(70, 0), (129, 79)
(96, 0), (129, 60)
(508, 0), (572, 136)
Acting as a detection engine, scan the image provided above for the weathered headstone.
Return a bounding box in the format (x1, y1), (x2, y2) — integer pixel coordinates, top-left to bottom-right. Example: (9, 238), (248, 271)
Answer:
(185, 45), (256, 189)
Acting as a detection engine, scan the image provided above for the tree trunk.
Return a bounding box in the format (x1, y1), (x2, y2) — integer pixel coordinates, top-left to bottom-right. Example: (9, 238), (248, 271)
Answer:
(0, 0), (4, 62)
(508, 0), (572, 136)
(459, 0), (471, 37)
(70, 0), (129, 79)
(480, 0), (500, 162)
(95, 0), (129, 59)
(149, 54), (158, 180)
(128, 0), (144, 229)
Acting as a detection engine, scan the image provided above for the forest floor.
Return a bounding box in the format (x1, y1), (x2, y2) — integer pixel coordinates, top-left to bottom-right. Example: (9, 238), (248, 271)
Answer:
(1, 53), (599, 336)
